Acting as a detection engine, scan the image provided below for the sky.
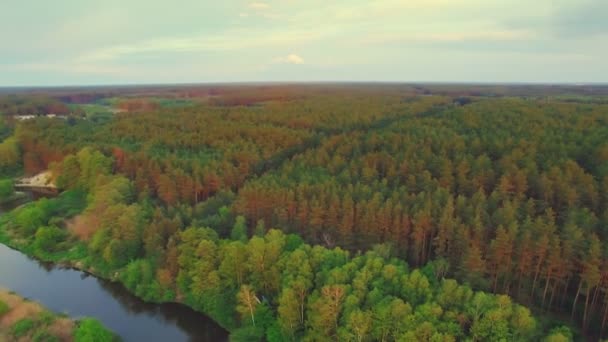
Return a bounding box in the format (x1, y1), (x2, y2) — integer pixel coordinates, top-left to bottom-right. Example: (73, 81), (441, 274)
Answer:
(0, 0), (607, 86)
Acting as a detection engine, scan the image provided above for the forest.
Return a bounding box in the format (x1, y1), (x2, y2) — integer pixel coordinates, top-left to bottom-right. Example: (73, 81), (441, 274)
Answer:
(1, 84), (607, 341)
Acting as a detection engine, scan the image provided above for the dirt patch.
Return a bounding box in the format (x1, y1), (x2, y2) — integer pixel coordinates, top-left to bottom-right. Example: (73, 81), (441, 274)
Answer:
(0, 290), (75, 342)
(47, 317), (75, 341)
(0, 291), (43, 328)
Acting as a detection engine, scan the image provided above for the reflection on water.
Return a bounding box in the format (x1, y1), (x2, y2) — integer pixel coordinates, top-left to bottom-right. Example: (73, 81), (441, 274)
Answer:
(96, 280), (227, 342)
(0, 243), (228, 342)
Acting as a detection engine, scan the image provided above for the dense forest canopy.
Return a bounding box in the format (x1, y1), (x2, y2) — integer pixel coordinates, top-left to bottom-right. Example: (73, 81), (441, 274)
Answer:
(1, 84), (608, 341)
(0, 95), (73, 116)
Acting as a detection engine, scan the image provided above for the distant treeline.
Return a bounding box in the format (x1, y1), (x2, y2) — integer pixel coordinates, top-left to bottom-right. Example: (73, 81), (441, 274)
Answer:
(0, 96), (70, 116)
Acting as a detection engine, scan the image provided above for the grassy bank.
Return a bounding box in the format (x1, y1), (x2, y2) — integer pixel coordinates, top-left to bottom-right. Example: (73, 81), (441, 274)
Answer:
(0, 289), (118, 342)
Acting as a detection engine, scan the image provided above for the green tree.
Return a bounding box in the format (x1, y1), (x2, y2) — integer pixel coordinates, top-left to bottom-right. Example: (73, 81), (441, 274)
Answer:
(237, 285), (261, 327)
(76, 148), (112, 190)
(345, 309), (372, 342)
(55, 154), (80, 189)
(33, 226), (67, 253)
(307, 285), (346, 339)
(254, 219), (266, 237)
(511, 306), (536, 341)
(15, 204), (47, 235)
(74, 318), (115, 342)
(543, 326), (573, 342)
(471, 308), (509, 341)
(219, 240), (248, 288)
(277, 287), (301, 339)
(0, 178), (13, 200)
(231, 215), (248, 242)
(571, 235), (601, 330)
(460, 244), (486, 288)
(0, 137), (20, 168)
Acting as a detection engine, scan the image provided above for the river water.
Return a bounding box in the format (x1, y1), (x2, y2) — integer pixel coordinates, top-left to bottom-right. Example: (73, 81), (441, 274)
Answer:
(0, 196), (228, 342)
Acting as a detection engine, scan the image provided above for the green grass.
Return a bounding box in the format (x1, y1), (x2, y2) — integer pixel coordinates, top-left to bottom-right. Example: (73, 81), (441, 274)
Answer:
(70, 104), (114, 123)
(74, 318), (118, 342)
(96, 97), (122, 106)
(11, 318), (35, 337)
(0, 299), (9, 316)
(155, 97), (197, 108)
(32, 329), (61, 342)
(38, 311), (56, 325)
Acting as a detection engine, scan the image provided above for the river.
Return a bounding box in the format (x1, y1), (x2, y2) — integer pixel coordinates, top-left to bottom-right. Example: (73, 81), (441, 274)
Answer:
(0, 194), (228, 342)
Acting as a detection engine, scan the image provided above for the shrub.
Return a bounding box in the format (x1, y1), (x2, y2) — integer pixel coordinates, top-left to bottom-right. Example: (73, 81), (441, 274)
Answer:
(32, 329), (60, 342)
(34, 226), (67, 253)
(229, 326), (264, 342)
(11, 318), (35, 338)
(74, 318), (114, 342)
(38, 310), (56, 324)
(0, 299), (9, 316)
(0, 178), (13, 200)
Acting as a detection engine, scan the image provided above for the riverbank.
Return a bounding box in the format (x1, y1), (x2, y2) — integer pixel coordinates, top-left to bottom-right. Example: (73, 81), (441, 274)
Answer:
(0, 243), (228, 341)
(0, 289), (117, 342)
(0, 187), (232, 340)
(0, 228), (231, 341)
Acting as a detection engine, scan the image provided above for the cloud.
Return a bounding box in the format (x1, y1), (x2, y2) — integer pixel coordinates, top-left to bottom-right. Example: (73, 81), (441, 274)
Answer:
(552, 0), (608, 37)
(249, 2), (270, 10)
(274, 54), (304, 64)
(247, 1), (279, 19)
(6, 62), (127, 75)
(332, 0), (457, 21)
(502, 0), (608, 39)
(362, 29), (535, 45)
(2, 0), (607, 85)
(77, 29), (320, 62)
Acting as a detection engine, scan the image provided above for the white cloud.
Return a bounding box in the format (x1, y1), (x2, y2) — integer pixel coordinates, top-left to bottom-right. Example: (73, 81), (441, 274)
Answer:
(274, 54), (305, 64)
(77, 29), (320, 62)
(286, 54), (304, 64)
(333, 0), (458, 21)
(7, 62), (127, 75)
(362, 29), (535, 45)
(249, 2), (270, 10)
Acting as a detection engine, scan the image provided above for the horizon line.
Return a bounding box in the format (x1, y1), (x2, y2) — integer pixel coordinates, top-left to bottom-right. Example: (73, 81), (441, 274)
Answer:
(1, 80), (608, 89)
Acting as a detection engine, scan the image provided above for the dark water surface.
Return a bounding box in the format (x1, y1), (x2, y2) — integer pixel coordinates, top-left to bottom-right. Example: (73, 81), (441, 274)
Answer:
(0, 197), (228, 342)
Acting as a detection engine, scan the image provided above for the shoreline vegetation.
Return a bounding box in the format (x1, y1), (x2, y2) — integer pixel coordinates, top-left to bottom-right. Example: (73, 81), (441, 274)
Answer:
(0, 289), (117, 342)
(0, 178), (26, 205)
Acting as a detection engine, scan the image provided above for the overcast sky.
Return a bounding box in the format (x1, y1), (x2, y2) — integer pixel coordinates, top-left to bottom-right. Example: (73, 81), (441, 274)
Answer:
(1, 0), (606, 86)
